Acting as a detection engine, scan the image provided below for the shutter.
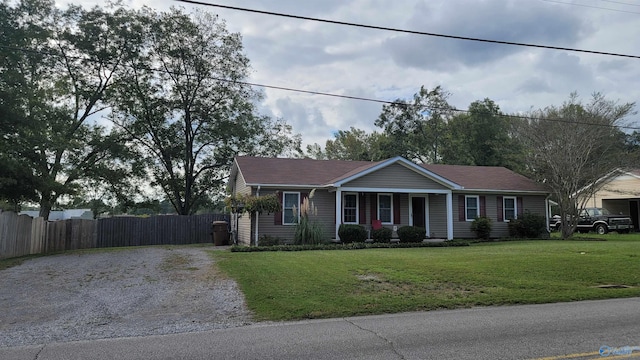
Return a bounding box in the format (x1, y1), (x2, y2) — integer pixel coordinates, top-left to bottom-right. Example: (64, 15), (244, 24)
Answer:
(497, 196), (503, 222)
(517, 197), (524, 217)
(480, 196), (486, 217)
(274, 192), (283, 225)
(393, 193), (401, 225)
(359, 194), (366, 224)
(458, 195), (465, 221)
(370, 193), (377, 221)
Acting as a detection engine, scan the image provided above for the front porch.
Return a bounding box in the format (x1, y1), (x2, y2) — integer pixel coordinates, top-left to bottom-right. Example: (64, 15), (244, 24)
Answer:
(332, 189), (454, 241)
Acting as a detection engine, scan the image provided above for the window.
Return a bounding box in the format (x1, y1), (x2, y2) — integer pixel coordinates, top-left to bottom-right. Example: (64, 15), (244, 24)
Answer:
(503, 196), (516, 221)
(378, 194), (392, 224)
(283, 192), (300, 225)
(465, 196), (479, 221)
(343, 193), (358, 223)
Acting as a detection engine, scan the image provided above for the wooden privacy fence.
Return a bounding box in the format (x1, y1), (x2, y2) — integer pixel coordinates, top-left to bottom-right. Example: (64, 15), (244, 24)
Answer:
(0, 211), (229, 260)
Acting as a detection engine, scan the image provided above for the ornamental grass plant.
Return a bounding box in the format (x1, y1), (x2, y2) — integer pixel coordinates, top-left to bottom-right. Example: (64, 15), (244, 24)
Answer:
(293, 189), (325, 245)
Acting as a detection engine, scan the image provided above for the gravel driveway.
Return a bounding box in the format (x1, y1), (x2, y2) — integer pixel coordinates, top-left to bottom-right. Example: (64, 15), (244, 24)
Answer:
(0, 246), (253, 348)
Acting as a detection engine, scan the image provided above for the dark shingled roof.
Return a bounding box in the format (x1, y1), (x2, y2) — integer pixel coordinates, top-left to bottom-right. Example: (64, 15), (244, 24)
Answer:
(235, 156), (379, 186)
(235, 156), (547, 192)
(421, 164), (546, 192)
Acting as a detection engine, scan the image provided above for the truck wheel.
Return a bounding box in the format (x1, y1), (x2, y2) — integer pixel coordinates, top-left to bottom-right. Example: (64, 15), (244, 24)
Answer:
(595, 224), (608, 235)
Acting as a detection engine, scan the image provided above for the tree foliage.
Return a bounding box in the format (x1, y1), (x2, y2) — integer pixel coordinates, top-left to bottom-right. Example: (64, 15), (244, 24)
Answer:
(0, 0), (142, 218)
(110, 8), (300, 215)
(441, 99), (525, 171)
(375, 86), (453, 163)
(1, 2), (300, 216)
(516, 92), (635, 238)
(309, 88), (526, 171)
(309, 127), (388, 161)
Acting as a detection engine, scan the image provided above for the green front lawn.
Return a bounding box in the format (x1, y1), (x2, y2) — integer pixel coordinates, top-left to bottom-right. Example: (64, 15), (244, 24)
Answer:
(212, 238), (640, 321)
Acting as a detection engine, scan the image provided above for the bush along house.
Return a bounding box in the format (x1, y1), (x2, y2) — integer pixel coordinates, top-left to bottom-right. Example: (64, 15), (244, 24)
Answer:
(228, 156), (550, 245)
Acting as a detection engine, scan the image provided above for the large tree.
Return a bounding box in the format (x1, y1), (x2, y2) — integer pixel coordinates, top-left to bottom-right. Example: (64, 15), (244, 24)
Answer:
(375, 86), (453, 164)
(110, 8), (300, 215)
(517, 93), (635, 238)
(0, 0), (141, 218)
(309, 127), (389, 161)
(441, 99), (525, 171)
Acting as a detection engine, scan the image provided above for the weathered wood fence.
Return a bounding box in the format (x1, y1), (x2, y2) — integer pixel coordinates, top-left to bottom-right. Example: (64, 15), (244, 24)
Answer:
(0, 211), (229, 260)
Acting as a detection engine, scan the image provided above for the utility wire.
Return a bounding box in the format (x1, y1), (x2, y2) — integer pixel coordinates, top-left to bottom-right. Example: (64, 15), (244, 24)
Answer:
(541, 0), (640, 14)
(175, 0), (640, 59)
(599, 0), (640, 7)
(1, 44), (639, 131)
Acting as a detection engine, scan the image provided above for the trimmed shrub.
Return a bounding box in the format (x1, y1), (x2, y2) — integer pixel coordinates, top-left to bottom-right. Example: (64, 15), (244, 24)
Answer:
(470, 216), (492, 240)
(258, 235), (284, 246)
(338, 224), (367, 243)
(229, 240), (470, 252)
(508, 212), (547, 238)
(372, 227), (393, 243)
(397, 226), (426, 243)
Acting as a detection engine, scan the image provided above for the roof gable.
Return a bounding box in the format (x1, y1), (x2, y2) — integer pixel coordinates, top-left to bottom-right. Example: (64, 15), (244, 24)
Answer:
(332, 156), (461, 189)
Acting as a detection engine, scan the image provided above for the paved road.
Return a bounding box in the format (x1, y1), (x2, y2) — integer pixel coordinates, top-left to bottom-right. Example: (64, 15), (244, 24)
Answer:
(2, 297), (639, 360)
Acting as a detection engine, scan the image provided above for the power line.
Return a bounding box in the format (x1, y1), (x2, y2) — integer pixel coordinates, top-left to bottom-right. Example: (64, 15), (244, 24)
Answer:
(541, 0), (640, 14)
(599, 0), (640, 8)
(1, 44), (638, 131)
(174, 0), (640, 59)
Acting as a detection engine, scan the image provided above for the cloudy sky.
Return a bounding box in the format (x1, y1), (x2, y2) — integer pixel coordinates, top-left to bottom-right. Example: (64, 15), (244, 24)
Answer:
(65, 0), (640, 147)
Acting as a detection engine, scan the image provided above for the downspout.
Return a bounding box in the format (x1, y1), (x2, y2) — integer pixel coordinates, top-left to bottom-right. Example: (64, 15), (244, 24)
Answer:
(255, 185), (261, 246)
(546, 194), (551, 233)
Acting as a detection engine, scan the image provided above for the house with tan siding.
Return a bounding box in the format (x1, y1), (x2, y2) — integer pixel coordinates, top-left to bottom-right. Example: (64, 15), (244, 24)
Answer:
(580, 169), (640, 231)
(228, 156), (550, 245)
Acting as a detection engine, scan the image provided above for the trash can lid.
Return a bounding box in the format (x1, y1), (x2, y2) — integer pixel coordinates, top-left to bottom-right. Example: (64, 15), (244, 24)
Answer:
(212, 220), (228, 225)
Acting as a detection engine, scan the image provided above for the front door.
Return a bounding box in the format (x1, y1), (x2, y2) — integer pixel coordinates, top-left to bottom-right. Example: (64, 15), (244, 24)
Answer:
(412, 197), (426, 228)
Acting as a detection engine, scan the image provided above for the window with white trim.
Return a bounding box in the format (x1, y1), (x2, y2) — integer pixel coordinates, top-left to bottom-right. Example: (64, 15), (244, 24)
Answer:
(343, 193), (358, 224)
(465, 195), (479, 221)
(378, 194), (392, 224)
(503, 196), (516, 221)
(283, 192), (300, 225)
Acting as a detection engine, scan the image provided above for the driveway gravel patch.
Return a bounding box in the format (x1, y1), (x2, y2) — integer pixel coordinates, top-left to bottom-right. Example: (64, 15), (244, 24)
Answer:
(0, 246), (253, 347)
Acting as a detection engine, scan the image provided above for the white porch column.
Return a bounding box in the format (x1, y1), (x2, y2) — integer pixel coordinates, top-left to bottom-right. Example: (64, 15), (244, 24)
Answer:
(335, 189), (342, 240)
(446, 191), (453, 240)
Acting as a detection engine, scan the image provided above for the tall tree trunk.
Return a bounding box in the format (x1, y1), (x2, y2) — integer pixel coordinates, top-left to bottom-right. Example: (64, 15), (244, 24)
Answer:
(39, 195), (53, 220)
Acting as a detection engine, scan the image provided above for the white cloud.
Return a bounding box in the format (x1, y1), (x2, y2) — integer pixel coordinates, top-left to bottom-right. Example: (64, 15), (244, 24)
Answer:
(60, 0), (640, 146)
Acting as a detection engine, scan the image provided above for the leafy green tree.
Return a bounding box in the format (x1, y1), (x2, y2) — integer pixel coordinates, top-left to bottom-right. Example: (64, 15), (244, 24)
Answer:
(110, 8), (300, 215)
(0, 0), (52, 209)
(375, 86), (453, 163)
(0, 0), (142, 218)
(623, 131), (640, 167)
(304, 143), (327, 160)
(517, 92), (635, 239)
(305, 129), (394, 161)
(441, 99), (525, 171)
(325, 127), (393, 161)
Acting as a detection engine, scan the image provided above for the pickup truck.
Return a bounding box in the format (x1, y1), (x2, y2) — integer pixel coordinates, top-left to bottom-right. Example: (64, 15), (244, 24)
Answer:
(550, 207), (633, 234)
